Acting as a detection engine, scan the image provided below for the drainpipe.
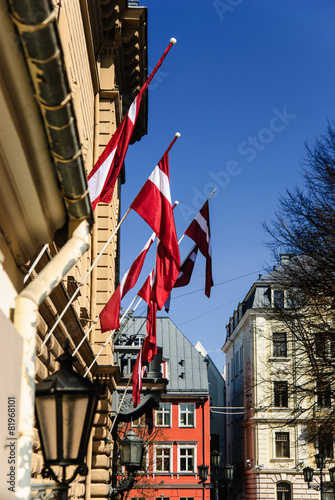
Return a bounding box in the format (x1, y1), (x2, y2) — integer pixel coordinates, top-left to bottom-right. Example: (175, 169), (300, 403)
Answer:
(14, 219), (90, 500)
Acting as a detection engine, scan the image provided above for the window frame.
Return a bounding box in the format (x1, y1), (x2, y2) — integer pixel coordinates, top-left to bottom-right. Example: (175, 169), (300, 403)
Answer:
(153, 444), (173, 473)
(179, 403), (196, 428)
(317, 382), (331, 408)
(319, 433), (334, 459)
(155, 403), (172, 427)
(177, 443), (197, 473)
(273, 289), (285, 309)
(274, 381), (289, 408)
(273, 332), (288, 358)
(276, 481), (291, 500)
(275, 432), (290, 459)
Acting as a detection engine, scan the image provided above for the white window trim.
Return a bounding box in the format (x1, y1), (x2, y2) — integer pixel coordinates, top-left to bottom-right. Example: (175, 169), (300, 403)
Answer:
(153, 443), (173, 473)
(155, 403), (172, 427)
(178, 403), (196, 428)
(177, 443), (197, 473)
(137, 446), (149, 474)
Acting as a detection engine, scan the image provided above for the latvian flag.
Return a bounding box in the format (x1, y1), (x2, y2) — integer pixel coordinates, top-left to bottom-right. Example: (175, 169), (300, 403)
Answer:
(87, 39), (176, 210)
(175, 244), (198, 288)
(164, 245), (198, 312)
(131, 138), (180, 309)
(99, 232), (155, 332)
(132, 349), (142, 407)
(137, 271), (158, 363)
(185, 200), (213, 297)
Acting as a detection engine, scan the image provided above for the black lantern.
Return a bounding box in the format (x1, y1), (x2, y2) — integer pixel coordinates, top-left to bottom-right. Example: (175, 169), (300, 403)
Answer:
(303, 466), (314, 485)
(223, 463), (234, 481)
(198, 464), (209, 482)
(211, 450), (222, 467)
(35, 344), (104, 485)
(111, 430), (144, 498)
(119, 430), (144, 473)
(315, 454), (326, 470)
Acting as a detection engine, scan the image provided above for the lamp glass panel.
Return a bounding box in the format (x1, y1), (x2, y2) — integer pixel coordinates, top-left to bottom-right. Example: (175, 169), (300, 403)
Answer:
(35, 395), (57, 461)
(62, 394), (89, 459)
(303, 467), (313, 483)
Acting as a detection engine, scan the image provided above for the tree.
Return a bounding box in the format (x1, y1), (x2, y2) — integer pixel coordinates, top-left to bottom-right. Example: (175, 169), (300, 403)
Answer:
(263, 123), (335, 450)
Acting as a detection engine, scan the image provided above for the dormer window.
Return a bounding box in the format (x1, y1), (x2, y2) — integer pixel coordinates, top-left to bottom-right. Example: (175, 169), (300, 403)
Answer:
(134, 335), (144, 346)
(273, 289), (284, 308)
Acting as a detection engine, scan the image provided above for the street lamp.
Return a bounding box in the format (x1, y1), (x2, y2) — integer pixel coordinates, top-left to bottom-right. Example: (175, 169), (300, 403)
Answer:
(209, 451), (234, 500)
(112, 430), (144, 497)
(223, 464), (234, 482)
(35, 344), (104, 495)
(303, 454), (335, 493)
(211, 450), (222, 467)
(198, 464), (209, 482)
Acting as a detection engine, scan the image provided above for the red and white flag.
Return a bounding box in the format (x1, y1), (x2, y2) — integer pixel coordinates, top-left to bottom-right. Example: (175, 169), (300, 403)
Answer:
(175, 244), (198, 288)
(88, 39), (176, 210)
(164, 244), (198, 312)
(185, 201), (213, 297)
(99, 232), (155, 332)
(132, 349), (142, 407)
(138, 271), (158, 363)
(131, 137), (180, 309)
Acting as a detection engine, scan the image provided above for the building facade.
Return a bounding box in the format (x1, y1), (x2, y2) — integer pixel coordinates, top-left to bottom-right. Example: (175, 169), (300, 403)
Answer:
(114, 317), (212, 500)
(222, 256), (335, 500)
(0, 1), (158, 499)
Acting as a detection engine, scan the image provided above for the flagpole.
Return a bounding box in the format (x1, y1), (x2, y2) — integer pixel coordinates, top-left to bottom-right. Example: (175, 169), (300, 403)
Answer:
(23, 244), (49, 283)
(142, 38), (177, 92)
(42, 208), (131, 348)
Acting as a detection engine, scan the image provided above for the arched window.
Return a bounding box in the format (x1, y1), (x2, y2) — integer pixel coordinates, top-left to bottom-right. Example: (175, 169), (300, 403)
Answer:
(322, 483), (334, 500)
(277, 482), (291, 500)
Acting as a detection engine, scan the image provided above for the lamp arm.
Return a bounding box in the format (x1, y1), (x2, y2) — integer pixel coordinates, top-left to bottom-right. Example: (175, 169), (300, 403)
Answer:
(41, 463), (89, 485)
(111, 473), (136, 496)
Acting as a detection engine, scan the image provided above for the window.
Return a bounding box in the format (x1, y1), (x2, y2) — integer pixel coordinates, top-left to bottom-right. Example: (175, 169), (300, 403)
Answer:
(273, 333), (287, 357)
(240, 345), (243, 371)
(274, 381), (288, 407)
(235, 351), (239, 374)
(154, 445), (172, 472)
(275, 432), (290, 458)
(322, 484), (334, 500)
(132, 415), (146, 428)
(273, 290), (284, 308)
(317, 383), (331, 408)
(331, 339), (335, 359)
(276, 482), (291, 500)
(134, 335), (144, 346)
(179, 403), (195, 427)
(319, 433), (334, 458)
(155, 404), (171, 427)
(178, 445), (196, 472)
(315, 334), (327, 358)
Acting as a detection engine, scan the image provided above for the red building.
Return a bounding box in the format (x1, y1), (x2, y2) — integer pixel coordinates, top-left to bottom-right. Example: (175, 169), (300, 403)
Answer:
(114, 317), (211, 500)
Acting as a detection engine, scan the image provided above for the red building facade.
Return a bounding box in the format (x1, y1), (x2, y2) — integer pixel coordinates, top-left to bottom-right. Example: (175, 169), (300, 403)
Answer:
(115, 318), (212, 500)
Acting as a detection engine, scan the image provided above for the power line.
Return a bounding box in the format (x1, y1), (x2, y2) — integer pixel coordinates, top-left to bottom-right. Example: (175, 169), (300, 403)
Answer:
(172, 269), (265, 300)
(177, 295), (244, 326)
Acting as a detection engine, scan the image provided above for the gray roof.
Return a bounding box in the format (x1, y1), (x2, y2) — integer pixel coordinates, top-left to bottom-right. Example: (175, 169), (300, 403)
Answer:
(121, 317), (209, 395)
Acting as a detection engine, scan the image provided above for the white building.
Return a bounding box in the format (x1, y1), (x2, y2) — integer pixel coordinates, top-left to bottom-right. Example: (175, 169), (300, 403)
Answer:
(222, 255), (335, 500)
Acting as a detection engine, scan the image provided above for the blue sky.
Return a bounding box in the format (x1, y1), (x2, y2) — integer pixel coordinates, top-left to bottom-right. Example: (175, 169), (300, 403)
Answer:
(119, 1), (335, 371)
